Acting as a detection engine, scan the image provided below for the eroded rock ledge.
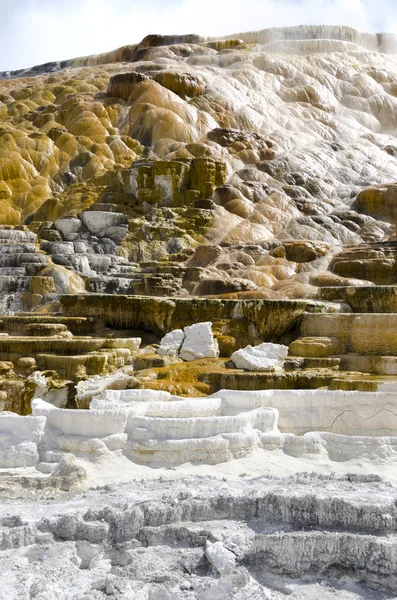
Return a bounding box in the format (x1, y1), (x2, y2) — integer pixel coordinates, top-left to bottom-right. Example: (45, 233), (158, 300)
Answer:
(0, 474), (396, 598)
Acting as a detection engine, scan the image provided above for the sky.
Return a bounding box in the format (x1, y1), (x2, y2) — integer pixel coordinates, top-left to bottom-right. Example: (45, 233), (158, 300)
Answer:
(1, 0), (397, 71)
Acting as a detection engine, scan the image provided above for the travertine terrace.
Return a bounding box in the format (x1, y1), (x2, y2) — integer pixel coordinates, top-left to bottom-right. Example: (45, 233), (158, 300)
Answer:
(2, 24), (397, 598)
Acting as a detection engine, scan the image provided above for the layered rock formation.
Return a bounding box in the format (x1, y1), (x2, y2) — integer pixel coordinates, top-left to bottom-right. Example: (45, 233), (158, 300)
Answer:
(2, 25), (397, 303)
(5, 385), (394, 468)
(3, 24), (397, 598)
(1, 474), (396, 599)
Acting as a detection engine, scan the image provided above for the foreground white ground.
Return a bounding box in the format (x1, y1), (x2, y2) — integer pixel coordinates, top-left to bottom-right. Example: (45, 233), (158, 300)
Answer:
(1, 468), (397, 600)
(1, 445), (397, 599)
(2, 385), (397, 598)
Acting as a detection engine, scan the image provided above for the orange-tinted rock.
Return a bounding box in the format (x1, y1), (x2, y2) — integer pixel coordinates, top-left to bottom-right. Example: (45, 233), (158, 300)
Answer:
(154, 72), (206, 99)
(274, 241), (330, 263)
(356, 184), (397, 221)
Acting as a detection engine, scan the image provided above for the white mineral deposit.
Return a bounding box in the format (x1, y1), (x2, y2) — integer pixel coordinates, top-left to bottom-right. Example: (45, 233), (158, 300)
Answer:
(157, 329), (186, 356)
(231, 343), (289, 371)
(179, 322), (220, 361)
(0, 18), (397, 600)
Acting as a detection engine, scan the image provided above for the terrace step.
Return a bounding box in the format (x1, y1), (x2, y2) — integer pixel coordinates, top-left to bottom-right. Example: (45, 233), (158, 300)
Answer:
(198, 369), (337, 391)
(0, 336), (141, 355)
(36, 349), (134, 379)
(0, 316), (98, 335)
(23, 323), (69, 337)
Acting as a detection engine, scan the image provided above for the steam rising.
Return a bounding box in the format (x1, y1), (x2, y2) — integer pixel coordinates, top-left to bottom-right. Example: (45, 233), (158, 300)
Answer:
(1, 0), (397, 71)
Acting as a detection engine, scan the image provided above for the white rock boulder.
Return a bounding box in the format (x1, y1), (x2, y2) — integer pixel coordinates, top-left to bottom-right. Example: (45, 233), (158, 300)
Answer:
(205, 541), (236, 576)
(75, 371), (132, 409)
(0, 413), (46, 468)
(158, 329), (185, 356)
(179, 322), (219, 361)
(231, 343), (288, 371)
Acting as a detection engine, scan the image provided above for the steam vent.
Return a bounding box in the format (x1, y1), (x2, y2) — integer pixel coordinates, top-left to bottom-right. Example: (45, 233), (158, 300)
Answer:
(3, 24), (397, 598)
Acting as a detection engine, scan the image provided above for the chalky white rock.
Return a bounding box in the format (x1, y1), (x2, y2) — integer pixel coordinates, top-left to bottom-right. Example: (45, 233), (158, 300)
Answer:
(0, 387), (394, 469)
(179, 321), (219, 361)
(231, 342), (288, 371)
(205, 541), (236, 575)
(157, 329), (185, 356)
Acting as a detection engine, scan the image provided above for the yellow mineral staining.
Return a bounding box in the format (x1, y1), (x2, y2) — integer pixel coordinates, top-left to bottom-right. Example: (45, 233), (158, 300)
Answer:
(39, 265), (86, 294)
(137, 357), (230, 397)
(153, 71), (206, 99)
(57, 96), (109, 141)
(30, 183), (106, 222)
(356, 185), (397, 221)
(0, 64), (144, 224)
(107, 72), (149, 101)
(69, 45), (138, 68)
(205, 40), (244, 51)
(1, 26), (397, 300)
(126, 79), (216, 152)
(29, 275), (56, 296)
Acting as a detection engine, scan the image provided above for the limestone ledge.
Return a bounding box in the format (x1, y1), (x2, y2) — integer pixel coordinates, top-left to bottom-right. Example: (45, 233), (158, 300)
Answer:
(319, 285), (397, 313)
(301, 312), (397, 355)
(60, 294), (340, 341)
(2, 387), (397, 469)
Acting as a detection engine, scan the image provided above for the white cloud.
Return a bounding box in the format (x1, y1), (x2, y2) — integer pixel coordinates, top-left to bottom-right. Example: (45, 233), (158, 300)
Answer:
(0, 0), (396, 71)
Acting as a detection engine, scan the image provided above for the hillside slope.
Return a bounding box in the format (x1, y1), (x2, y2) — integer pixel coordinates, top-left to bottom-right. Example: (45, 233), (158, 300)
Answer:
(2, 25), (397, 304)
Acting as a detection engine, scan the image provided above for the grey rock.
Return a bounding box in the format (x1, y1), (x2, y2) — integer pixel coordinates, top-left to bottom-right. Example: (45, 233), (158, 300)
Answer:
(100, 226), (128, 243)
(40, 242), (75, 255)
(80, 212), (128, 236)
(54, 218), (83, 239)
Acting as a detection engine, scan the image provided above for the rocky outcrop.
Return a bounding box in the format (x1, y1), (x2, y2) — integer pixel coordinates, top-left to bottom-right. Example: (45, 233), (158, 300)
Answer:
(106, 71), (149, 100)
(0, 314), (141, 413)
(330, 241), (397, 284)
(60, 294), (319, 340)
(231, 342), (288, 371)
(158, 322), (219, 360)
(2, 26), (397, 301)
(119, 157), (226, 206)
(108, 70), (206, 102)
(356, 184), (397, 220)
(0, 227), (48, 314)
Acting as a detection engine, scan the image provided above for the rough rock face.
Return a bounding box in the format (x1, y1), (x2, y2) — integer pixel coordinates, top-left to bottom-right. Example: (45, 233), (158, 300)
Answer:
(157, 328), (185, 356)
(1, 474), (397, 599)
(179, 323), (219, 361)
(2, 26), (397, 303)
(158, 322), (220, 360)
